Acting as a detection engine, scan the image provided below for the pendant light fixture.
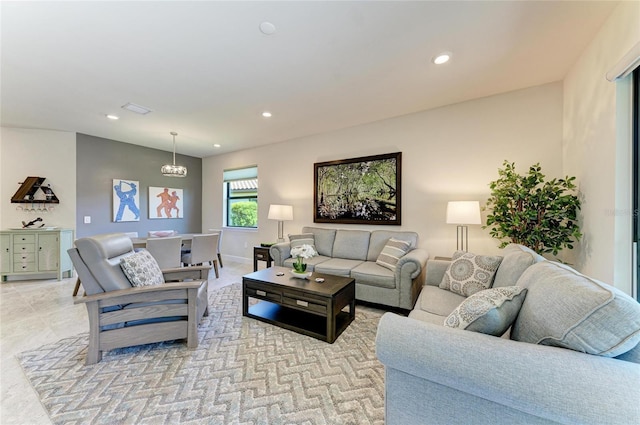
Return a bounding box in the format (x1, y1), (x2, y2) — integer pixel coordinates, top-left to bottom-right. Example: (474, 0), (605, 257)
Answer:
(161, 131), (187, 177)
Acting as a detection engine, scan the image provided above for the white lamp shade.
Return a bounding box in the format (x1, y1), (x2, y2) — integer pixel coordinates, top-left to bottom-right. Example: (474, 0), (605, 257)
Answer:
(446, 201), (481, 225)
(268, 204), (293, 221)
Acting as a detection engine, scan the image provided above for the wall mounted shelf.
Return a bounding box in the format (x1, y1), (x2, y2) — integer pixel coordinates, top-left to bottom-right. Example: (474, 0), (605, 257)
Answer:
(11, 177), (60, 204)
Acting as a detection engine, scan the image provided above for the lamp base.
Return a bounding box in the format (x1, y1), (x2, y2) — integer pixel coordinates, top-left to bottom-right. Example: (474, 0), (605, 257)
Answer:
(456, 225), (469, 252)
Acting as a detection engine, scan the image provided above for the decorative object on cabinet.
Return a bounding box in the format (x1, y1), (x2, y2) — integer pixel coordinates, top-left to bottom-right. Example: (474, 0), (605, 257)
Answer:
(112, 179), (141, 222)
(1, 228), (74, 281)
(11, 177), (59, 204)
(21, 217), (45, 229)
(149, 187), (183, 219)
(314, 152), (401, 225)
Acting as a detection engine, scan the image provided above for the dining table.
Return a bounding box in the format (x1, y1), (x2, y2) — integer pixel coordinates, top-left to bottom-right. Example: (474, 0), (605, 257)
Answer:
(129, 233), (218, 249)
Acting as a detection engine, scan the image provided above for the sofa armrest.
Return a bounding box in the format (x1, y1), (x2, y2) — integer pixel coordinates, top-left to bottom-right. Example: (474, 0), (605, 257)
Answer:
(425, 259), (451, 286)
(376, 313), (640, 424)
(396, 248), (429, 279)
(394, 248), (429, 309)
(269, 242), (291, 266)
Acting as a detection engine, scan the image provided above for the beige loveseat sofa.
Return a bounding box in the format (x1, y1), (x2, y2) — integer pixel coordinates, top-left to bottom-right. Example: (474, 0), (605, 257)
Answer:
(269, 226), (429, 309)
(376, 244), (640, 424)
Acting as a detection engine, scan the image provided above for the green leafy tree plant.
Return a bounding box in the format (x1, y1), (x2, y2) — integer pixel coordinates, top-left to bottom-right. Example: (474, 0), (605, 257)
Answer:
(484, 161), (582, 256)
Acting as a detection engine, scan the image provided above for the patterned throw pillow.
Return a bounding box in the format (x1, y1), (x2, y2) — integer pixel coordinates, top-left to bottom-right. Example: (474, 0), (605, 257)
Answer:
(120, 250), (165, 287)
(376, 238), (412, 271)
(444, 286), (528, 336)
(440, 251), (503, 297)
(289, 233), (316, 252)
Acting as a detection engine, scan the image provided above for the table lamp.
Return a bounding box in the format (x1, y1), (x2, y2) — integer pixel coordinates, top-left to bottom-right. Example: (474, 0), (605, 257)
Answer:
(268, 204), (293, 243)
(446, 201), (481, 252)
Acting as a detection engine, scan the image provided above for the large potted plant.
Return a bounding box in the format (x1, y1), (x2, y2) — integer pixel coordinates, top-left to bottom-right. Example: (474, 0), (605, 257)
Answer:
(484, 160), (582, 256)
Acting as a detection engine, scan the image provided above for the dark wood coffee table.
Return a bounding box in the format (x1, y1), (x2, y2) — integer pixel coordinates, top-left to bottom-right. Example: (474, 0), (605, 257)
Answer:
(242, 266), (356, 343)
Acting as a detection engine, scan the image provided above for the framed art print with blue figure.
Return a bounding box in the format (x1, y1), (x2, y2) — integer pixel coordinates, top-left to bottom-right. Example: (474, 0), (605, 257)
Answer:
(112, 179), (140, 222)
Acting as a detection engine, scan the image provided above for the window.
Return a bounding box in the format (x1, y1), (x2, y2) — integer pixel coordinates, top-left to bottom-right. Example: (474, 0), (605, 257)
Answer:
(223, 166), (258, 228)
(633, 68), (639, 300)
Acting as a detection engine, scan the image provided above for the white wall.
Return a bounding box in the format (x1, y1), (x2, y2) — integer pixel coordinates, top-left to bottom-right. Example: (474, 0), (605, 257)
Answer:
(203, 82), (563, 263)
(0, 128), (76, 231)
(563, 1), (640, 293)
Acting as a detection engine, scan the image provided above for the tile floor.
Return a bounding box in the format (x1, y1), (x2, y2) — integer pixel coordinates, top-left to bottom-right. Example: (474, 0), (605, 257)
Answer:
(0, 260), (253, 425)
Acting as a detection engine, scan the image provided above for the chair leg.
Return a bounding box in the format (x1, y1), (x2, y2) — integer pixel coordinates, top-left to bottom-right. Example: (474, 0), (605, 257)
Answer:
(218, 253), (223, 268)
(72, 278), (82, 296)
(212, 260), (219, 278)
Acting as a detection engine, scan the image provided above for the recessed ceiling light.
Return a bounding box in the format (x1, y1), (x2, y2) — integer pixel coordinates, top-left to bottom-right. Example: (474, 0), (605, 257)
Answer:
(121, 102), (153, 115)
(262, 111), (272, 118)
(213, 144), (221, 148)
(259, 21), (276, 35)
(432, 52), (452, 65)
(105, 114), (119, 120)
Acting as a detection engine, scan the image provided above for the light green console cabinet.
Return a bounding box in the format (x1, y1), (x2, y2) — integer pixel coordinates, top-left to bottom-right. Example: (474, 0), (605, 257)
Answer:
(0, 229), (74, 281)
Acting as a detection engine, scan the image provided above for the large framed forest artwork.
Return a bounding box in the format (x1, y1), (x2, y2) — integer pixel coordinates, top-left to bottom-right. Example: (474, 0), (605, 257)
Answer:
(314, 152), (401, 225)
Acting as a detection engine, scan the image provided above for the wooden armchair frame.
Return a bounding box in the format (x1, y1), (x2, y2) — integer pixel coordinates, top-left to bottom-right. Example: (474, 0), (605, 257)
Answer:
(74, 267), (210, 365)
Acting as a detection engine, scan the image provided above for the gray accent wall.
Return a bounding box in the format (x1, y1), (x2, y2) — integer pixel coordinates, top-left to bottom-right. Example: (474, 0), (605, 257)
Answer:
(76, 133), (202, 238)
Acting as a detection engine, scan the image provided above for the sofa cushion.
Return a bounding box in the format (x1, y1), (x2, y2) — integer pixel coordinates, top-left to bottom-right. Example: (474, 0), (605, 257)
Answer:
(283, 255), (330, 272)
(315, 258), (364, 277)
(417, 285), (467, 317)
(367, 230), (417, 261)
(332, 230), (370, 261)
(440, 251), (503, 297)
(302, 227), (336, 257)
(493, 244), (541, 288)
(351, 261), (395, 289)
(288, 233), (316, 252)
(120, 250), (165, 287)
(444, 286), (528, 336)
(376, 238), (411, 271)
(512, 261), (640, 357)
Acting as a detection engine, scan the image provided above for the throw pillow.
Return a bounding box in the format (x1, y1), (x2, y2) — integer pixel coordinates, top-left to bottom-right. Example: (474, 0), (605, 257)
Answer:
(511, 261), (640, 357)
(289, 233), (316, 252)
(444, 286), (528, 336)
(376, 238), (412, 271)
(120, 250), (165, 287)
(440, 251), (503, 297)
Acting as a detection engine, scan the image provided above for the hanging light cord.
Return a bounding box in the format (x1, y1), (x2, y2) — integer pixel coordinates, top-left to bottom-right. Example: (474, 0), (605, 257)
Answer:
(171, 131), (178, 165)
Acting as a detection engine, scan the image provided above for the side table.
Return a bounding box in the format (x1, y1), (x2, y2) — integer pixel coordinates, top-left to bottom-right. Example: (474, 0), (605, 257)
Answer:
(253, 246), (273, 271)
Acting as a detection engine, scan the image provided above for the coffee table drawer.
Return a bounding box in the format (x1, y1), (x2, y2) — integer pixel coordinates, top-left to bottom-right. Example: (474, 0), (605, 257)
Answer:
(282, 294), (327, 315)
(245, 282), (281, 302)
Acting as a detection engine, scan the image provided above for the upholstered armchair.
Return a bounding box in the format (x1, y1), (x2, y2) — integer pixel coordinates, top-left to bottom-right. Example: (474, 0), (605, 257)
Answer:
(68, 233), (210, 365)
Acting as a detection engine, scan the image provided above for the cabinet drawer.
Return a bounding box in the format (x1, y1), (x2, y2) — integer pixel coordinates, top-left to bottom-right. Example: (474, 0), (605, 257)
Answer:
(13, 234), (36, 244)
(13, 261), (36, 272)
(14, 252), (35, 262)
(245, 283), (281, 302)
(13, 243), (35, 253)
(282, 294), (327, 314)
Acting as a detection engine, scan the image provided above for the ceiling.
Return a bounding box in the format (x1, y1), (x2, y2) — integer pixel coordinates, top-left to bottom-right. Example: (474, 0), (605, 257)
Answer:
(1, 1), (618, 158)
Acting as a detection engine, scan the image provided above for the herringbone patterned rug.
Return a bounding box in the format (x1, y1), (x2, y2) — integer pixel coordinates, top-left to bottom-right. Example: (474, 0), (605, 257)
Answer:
(18, 283), (385, 425)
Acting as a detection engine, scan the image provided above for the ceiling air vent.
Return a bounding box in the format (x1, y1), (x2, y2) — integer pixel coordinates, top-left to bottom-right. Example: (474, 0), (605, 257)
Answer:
(121, 102), (153, 115)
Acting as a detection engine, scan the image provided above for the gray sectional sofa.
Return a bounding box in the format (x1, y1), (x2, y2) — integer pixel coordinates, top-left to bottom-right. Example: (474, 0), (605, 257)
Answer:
(269, 226), (429, 310)
(376, 244), (640, 424)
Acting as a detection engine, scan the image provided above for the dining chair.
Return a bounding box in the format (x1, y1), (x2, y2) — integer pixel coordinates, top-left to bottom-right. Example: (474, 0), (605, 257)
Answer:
(146, 235), (183, 269)
(182, 233), (219, 278)
(207, 228), (224, 267)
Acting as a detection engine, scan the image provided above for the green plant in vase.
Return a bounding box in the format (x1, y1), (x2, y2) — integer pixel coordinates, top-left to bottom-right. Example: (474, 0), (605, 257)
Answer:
(484, 160), (582, 256)
(290, 244), (317, 273)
